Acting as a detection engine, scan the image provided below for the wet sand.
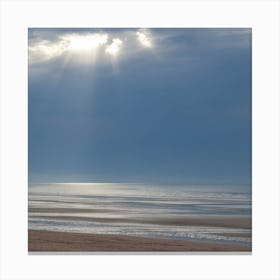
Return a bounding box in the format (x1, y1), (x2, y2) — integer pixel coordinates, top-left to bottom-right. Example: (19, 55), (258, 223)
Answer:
(28, 230), (251, 252)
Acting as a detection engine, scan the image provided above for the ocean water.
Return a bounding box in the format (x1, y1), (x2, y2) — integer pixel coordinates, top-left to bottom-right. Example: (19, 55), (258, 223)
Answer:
(28, 183), (252, 246)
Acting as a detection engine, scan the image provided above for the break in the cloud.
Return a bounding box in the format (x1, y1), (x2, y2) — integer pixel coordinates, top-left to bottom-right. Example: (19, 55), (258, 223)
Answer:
(105, 38), (123, 56)
(63, 33), (108, 51)
(136, 31), (152, 47)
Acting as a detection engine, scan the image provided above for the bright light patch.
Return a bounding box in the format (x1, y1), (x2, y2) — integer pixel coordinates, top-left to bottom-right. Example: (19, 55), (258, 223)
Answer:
(105, 38), (123, 56)
(64, 33), (108, 51)
(29, 30), (155, 65)
(137, 31), (152, 47)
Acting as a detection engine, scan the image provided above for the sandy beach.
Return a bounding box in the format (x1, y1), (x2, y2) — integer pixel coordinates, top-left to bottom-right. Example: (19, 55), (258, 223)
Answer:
(28, 230), (251, 252)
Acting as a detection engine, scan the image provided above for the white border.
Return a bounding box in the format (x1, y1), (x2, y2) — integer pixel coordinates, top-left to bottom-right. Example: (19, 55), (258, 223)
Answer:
(1, 0), (279, 279)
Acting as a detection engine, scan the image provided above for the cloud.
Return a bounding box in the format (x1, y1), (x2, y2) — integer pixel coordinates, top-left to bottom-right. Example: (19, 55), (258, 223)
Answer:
(27, 31), (153, 66)
(136, 31), (152, 47)
(28, 28), (251, 67)
(209, 28), (251, 48)
(105, 38), (123, 56)
(28, 39), (68, 64)
(29, 29), (156, 65)
(29, 33), (109, 64)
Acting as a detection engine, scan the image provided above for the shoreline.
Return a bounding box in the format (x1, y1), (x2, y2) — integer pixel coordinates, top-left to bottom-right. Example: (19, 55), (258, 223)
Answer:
(29, 212), (251, 229)
(28, 229), (251, 252)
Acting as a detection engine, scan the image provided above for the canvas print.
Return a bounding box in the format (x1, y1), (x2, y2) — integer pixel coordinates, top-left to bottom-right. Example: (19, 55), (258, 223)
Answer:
(28, 28), (252, 252)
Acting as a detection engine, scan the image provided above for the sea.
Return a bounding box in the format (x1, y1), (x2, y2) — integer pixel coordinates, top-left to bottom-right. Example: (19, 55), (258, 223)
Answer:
(28, 183), (252, 247)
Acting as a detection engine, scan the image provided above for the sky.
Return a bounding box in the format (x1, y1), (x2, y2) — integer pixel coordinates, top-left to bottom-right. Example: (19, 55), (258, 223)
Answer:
(28, 28), (252, 185)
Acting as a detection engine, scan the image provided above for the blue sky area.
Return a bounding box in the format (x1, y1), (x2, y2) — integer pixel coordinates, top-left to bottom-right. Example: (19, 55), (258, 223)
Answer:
(28, 28), (251, 185)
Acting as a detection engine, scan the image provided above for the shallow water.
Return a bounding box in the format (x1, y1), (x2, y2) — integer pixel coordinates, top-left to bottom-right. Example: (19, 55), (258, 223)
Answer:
(28, 183), (252, 246)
